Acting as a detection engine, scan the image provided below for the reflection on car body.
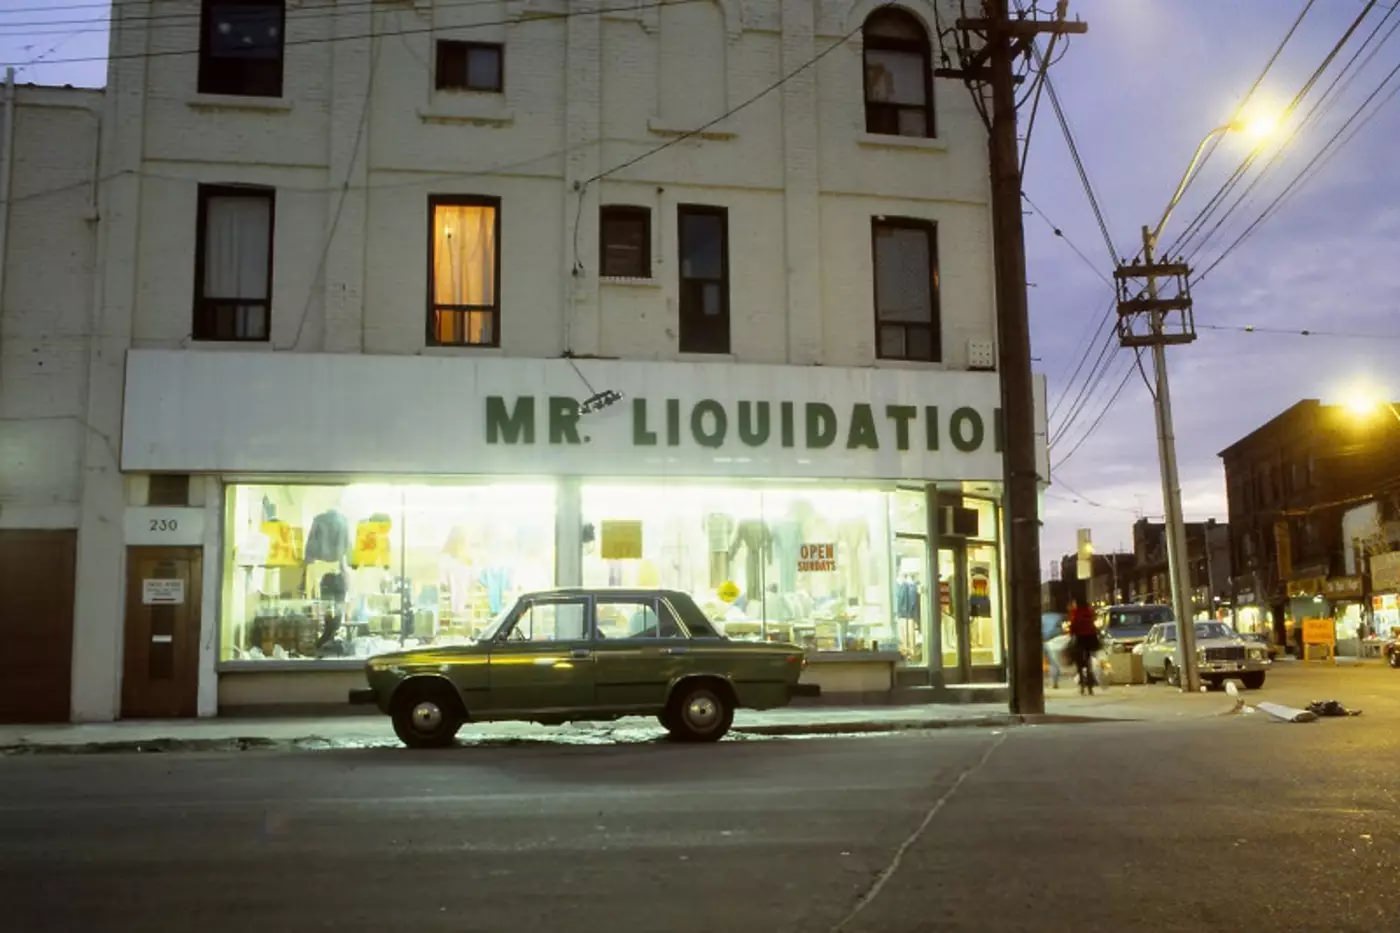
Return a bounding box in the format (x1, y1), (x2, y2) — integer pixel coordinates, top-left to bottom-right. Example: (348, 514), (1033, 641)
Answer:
(350, 588), (817, 747)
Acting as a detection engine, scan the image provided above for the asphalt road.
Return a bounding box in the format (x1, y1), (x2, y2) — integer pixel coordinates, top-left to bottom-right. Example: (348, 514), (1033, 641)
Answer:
(3, 689), (1397, 931)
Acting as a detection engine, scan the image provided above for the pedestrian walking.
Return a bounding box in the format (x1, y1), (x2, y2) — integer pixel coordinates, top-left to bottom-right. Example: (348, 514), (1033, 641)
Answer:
(1067, 598), (1100, 695)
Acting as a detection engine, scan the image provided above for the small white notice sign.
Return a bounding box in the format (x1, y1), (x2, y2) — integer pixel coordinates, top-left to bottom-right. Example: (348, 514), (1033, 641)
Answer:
(142, 579), (185, 605)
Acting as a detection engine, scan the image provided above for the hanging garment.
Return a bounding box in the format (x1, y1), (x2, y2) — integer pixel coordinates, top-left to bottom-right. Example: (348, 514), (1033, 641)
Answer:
(442, 526), (471, 563)
(705, 513), (736, 586)
(351, 515), (393, 569)
(769, 520), (803, 593)
(305, 510), (351, 563)
(479, 566), (513, 614)
(729, 520), (772, 598)
(838, 519), (871, 603)
(896, 580), (921, 621)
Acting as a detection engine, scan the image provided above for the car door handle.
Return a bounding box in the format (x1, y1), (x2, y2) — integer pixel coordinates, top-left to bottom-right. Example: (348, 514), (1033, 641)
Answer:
(570, 648), (592, 660)
(660, 646), (688, 656)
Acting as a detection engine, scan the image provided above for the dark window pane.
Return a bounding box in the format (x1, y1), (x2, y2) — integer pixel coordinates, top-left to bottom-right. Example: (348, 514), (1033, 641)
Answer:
(874, 226), (932, 323)
(897, 107), (928, 137)
(702, 282), (722, 317)
(907, 327), (933, 361)
(866, 104), (899, 135)
(601, 208), (650, 278)
(148, 474), (190, 507)
(879, 325), (905, 359)
(436, 40), (468, 89)
(201, 1), (284, 96)
(865, 49), (925, 106)
(680, 214), (723, 279)
(467, 45), (502, 90)
(865, 9), (925, 41)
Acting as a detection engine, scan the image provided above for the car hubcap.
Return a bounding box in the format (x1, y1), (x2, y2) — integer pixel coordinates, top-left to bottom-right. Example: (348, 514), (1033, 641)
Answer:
(411, 700), (443, 733)
(685, 694), (719, 731)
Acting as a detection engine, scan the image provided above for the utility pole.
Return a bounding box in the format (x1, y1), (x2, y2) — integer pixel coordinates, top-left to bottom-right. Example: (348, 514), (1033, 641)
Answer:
(1114, 231), (1201, 692)
(941, 2), (1086, 714)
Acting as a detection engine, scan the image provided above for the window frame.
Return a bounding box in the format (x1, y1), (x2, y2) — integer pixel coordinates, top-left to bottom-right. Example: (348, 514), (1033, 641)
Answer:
(426, 193), (503, 349)
(434, 39), (505, 93)
(599, 205), (653, 279)
(676, 203), (731, 355)
(499, 596), (593, 644)
(871, 216), (941, 362)
(192, 183), (276, 343)
(197, 0), (287, 98)
(594, 596), (684, 640)
(862, 8), (935, 139)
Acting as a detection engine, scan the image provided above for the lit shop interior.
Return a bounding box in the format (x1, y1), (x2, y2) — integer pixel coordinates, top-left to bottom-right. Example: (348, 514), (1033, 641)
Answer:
(221, 480), (1005, 678)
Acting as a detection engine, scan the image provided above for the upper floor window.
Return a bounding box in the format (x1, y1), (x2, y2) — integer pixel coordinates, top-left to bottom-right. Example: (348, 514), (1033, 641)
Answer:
(194, 185), (274, 342)
(863, 9), (934, 137)
(600, 206), (651, 279)
(435, 40), (503, 93)
(872, 217), (940, 362)
(199, 0), (285, 97)
(677, 205), (729, 354)
(428, 195), (500, 347)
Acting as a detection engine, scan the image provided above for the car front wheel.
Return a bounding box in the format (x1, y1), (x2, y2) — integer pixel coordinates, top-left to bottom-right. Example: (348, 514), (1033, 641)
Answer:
(1163, 660), (1179, 688)
(664, 682), (734, 743)
(1241, 672), (1266, 690)
(391, 682), (464, 749)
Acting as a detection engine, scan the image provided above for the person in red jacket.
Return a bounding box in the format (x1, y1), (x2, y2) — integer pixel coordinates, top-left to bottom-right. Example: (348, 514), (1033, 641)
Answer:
(1067, 599), (1101, 695)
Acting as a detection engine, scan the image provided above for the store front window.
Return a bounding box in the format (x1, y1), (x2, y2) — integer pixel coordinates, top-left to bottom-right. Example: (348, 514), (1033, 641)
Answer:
(581, 483), (895, 654)
(221, 482), (555, 662)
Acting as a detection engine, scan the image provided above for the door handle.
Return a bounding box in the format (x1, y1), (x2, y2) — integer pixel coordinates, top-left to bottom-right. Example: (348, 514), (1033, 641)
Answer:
(661, 646), (688, 656)
(570, 648), (592, 660)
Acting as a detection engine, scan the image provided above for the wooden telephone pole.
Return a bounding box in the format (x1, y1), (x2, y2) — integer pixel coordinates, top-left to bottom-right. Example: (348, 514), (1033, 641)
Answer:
(940, 2), (1086, 714)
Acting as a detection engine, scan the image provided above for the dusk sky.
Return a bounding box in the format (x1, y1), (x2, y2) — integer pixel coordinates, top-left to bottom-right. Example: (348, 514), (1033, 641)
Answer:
(2, 0), (1396, 568)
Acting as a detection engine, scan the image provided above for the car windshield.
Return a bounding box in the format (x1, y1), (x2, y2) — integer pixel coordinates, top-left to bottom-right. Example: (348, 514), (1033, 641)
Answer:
(1195, 622), (1233, 640)
(1107, 606), (1172, 629)
(476, 606), (514, 641)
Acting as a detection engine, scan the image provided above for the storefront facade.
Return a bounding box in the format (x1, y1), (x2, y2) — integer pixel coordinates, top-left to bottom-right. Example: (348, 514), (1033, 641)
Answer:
(118, 350), (1046, 711)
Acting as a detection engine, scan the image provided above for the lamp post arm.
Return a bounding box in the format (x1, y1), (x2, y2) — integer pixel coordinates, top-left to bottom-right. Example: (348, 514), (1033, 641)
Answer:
(1150, 124), (1234, 247)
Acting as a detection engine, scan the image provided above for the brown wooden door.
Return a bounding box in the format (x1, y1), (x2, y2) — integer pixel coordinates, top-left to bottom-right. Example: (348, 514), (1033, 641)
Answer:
(0, 530), (76, 723)
(122, 547), (202, 718)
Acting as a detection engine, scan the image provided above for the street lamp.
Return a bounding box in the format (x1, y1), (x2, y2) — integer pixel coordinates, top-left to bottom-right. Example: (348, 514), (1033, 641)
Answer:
(1341, 386), (1400, 425)
(1121, 112), (1280, 693)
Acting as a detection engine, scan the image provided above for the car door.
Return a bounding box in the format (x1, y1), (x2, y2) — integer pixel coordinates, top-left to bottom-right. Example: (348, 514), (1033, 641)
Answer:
(592, 595), (689, 709)
(1141, 625), (1165, 677)
(486, 595), (596, 713)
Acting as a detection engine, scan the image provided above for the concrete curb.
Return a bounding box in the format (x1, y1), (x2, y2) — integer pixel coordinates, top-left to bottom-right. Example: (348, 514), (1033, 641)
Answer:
(0, 713), (1127, 755)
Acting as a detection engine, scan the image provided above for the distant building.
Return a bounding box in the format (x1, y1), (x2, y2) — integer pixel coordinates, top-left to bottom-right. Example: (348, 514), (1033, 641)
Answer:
(1219, 399), (1400, 650)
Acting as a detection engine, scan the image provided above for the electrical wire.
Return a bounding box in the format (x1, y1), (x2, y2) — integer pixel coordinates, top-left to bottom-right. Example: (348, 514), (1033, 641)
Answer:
(0, 0), (706, 68)
(1198, 323), (1400, 341)
(1167, 0), (1376, 259)
(1050, 357), (1138, 472)
(1022, 191), (1113, 288)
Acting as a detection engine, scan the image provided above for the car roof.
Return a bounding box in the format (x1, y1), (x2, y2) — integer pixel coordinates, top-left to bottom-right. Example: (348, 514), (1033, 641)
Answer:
(518, 587), (696, 601)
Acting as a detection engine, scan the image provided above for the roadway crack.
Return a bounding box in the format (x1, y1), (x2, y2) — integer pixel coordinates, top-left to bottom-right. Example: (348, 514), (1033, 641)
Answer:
(831, 730), (1008, 932)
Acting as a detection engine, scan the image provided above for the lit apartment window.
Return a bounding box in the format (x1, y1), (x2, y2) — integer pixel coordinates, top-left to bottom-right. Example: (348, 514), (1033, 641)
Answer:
(435, 40), (504, 92)
(863, 8), (934, 137)
(677, 205), (729, 354)
(600, 206), (651, 278)
(429, 195), (500, 347)
(194, 185), (274, 342)
(872, 217), (940, 362)
(198, 0), (285, 97)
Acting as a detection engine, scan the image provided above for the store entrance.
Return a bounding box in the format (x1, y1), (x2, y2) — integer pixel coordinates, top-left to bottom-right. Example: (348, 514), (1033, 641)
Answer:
(938, 537), (1006, 685)
(122, 547), (202, 718)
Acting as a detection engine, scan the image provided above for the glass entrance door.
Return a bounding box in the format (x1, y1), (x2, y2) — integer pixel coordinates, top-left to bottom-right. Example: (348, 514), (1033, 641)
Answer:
(892, 536), (930, 665)
(938, 545), (968, 681)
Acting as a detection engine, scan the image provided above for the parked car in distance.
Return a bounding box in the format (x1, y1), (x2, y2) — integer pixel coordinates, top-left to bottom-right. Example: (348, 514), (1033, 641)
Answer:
(1096, 604), (1173, 656)
(1137, 621), (1271, 689)
(350, 588), (817, 748)
(1236, 630), (1282, 660)
(1384, 634), (1400, 669)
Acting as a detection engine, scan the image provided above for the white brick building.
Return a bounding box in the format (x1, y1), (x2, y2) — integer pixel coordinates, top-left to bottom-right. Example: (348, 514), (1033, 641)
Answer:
(0, 0), (1046, 722)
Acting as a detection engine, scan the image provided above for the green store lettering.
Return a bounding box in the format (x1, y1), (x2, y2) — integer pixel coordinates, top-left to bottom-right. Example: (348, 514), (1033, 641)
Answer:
(484, 396), (1001, 452)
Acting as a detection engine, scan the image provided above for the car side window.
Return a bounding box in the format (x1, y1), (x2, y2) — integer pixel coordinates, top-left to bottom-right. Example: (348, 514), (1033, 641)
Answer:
(595, 598), (683, 639)
(509, 599), (589, 642)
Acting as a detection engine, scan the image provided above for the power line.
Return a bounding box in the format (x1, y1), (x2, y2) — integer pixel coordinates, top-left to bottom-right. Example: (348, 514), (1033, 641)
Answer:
(1180, 0), (1397, 264)
(1198, 322), (1400, 341)
(1194, 51), (1400, 284)
(1022, 191), (1113, 288)
(1049, 322), (1120, 445)
(1050, 357), (1138, 472)
(0, 0), (704, 67)
(1169, 0), (1377, 259)
(0, 0), (525, 34)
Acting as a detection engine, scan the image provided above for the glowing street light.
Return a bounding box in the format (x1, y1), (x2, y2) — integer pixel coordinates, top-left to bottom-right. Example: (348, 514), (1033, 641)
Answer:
(1339, 384), (1400, 425)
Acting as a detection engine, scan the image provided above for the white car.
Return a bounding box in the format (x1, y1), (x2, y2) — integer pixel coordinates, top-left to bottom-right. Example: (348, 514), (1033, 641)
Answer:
(1137, 621), (1270, 689)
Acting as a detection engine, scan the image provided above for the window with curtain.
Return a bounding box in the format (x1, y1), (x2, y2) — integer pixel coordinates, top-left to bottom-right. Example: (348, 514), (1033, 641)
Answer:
(600, 205), (651, 278)
(429, 196), (500, 347)
(863, 8), (934, 138)
(199, 0), (285, 97)
(194, 185), (274, 342)
(872, 217), (939, 362)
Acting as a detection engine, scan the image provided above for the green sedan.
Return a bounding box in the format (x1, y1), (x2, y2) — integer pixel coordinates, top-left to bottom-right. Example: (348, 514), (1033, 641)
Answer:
(349, 588), (818, 748)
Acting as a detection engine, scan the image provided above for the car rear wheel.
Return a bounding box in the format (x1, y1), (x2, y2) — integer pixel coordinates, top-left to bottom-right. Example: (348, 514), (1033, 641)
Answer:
(664, 682), (734, 743)
(1389, 650), (1400, 670)
(391, 682), (464, 749)
(1241, 672), (1266, 690)
(1163, 660), (1179, 688)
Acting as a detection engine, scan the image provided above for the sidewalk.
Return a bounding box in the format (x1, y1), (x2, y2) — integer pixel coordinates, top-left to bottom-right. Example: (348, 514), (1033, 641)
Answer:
(0, 685), (1245, 755)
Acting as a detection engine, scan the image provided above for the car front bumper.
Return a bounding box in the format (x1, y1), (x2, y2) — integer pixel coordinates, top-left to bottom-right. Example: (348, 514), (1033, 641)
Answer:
(1197, 660), (1270, 675)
